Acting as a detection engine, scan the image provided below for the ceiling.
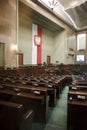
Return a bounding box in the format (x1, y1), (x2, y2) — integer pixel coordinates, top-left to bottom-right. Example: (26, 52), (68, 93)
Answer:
(19, 1), (64, 32)
(58, 0), (87, 9)
(20, 0), (87, 32)
(36, 0), (87, 31)
(58, 0), (87, 31)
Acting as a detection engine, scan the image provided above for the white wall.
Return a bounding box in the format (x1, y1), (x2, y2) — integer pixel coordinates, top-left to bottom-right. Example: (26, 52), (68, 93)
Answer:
(18, 18), (32, 64)
(42, 28), (54, 64)
(52, 30), (67, 64)
(0, 0), (17, 68)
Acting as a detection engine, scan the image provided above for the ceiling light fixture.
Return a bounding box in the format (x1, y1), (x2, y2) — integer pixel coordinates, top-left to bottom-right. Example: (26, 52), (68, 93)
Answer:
(48, 0), (58, 10)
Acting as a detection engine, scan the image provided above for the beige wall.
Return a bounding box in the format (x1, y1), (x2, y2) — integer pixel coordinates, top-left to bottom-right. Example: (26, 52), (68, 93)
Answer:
(52, 30), (67, 64)
(18, 17), (32, 64)
(42, 26), (77, 65)
(0, 0), (17, 68)
(66, 30), (77, 64)
(42, 28), (54, 64)
(0, 43), (5, 66)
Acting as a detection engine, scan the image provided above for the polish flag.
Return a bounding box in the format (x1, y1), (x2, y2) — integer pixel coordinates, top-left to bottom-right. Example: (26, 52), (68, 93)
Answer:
(32, 24), (42, 64)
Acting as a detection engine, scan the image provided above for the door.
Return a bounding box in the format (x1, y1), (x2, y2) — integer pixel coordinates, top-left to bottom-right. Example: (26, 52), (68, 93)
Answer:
(18, 53), (23, 66)
(47, 56), (51, 64)
(0, 43), (5, 66)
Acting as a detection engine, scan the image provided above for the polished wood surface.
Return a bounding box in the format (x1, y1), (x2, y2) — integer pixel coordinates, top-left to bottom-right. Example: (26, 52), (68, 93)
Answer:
(0, 100), (34, 130)
(0, 89), (45, 101)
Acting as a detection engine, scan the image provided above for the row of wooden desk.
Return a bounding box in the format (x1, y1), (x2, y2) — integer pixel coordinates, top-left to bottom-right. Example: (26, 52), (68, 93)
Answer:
(0, 73), (71, 125)
(0, 84), (48, 123)
(67, 75), (87, 130)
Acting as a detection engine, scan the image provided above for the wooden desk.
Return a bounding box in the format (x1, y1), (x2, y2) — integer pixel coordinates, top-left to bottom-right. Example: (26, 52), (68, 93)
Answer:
(0, 100), (34, 130)
(68, 90), (87, 101)
(76, 81), (87, 86)
(0, 74), (66, 107)
(1, 82), (56, 107)
(0, 88), (48, 123)
(0, 89), (45, 101)
(67, 90), (87, 130)
(69, 85), (87, 91)
(67, 100), (87, 130)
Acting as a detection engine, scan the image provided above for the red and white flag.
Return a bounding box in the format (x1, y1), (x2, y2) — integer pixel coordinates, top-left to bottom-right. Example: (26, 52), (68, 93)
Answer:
(32, 24), (42, 64)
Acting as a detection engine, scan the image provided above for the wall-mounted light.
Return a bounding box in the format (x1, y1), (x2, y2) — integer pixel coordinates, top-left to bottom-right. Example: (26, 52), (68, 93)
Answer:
(11, 44), (18, 52)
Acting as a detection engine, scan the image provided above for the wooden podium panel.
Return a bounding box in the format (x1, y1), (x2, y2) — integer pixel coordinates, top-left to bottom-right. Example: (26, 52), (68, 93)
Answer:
(67, 100), (87, 130)
(67, 90), (87, 130)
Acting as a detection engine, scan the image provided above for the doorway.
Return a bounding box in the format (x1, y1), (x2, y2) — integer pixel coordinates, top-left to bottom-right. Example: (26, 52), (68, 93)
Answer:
(47, 55), (51, 64)
(18, 53), (23, 66)
(0, 43), (5, 66)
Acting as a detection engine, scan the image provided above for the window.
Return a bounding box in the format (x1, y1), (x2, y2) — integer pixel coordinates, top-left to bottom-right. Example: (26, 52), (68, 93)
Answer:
(76, 55), (85, 62)
(77, 34), (86, 51)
